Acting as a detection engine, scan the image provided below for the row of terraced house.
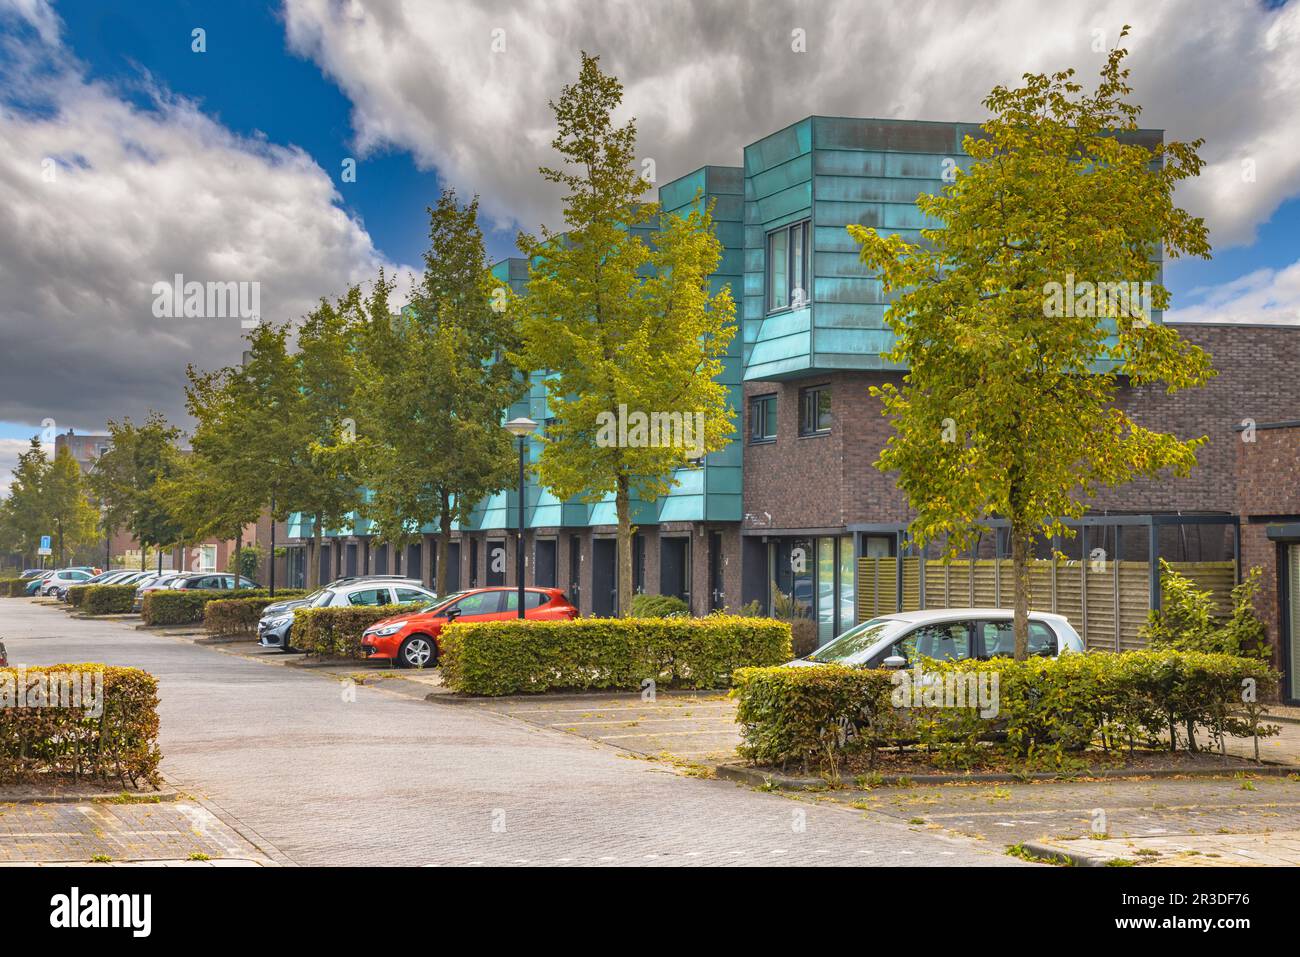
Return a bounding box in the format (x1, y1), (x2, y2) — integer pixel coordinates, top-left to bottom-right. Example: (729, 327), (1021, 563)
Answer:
(276, 116), (1300, 706)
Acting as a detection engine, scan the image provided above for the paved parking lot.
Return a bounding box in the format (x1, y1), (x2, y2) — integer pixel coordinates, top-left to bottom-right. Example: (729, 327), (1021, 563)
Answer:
(0, 602), (1019, 867)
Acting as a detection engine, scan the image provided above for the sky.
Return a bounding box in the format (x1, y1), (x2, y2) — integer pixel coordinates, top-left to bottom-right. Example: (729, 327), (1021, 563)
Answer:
(1, 0), (1299, 489)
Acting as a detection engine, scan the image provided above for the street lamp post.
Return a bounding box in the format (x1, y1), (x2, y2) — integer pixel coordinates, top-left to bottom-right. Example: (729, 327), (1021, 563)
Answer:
(503, 417), (538, 619)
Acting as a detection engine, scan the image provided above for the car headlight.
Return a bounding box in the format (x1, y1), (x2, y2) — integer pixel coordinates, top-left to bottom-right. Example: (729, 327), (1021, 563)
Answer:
(264, 615), (292, 628)
(366, 621), (408, 638)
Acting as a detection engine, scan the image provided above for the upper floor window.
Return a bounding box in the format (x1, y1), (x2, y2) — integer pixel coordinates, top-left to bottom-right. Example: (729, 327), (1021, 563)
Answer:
(767, 221), (808, 313)
(750, 394), (777, 443)
(799, 385), (831, 436)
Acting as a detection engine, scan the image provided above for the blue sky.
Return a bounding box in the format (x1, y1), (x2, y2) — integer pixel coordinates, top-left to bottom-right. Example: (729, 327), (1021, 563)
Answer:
(2, 0), (1299, 468)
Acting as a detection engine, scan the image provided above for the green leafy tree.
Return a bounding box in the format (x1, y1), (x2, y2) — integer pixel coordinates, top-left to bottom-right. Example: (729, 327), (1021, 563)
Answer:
(517, 53), (736, 615)
(849, 30), (1214, 659)
(350, 195), (522, 594)
(89, 413), (185, 571)
(41, 446), (100, 566)
(1, 438), (51, 564)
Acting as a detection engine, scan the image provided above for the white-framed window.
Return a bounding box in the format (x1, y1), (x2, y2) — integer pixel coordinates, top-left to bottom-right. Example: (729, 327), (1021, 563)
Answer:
(766, 220), (809, 312)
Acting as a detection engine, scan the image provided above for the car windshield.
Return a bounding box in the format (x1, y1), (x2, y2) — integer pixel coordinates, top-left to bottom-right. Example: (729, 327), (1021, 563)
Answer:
(417, 592), (465, 614)
(805, 618), (902, 665)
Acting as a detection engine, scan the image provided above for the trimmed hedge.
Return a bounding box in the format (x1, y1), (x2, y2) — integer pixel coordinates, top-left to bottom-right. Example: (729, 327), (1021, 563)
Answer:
(141, 588), (278, 626)
(82, 584), (138, 615)
(203, 592), (309, 636)
(292, 604), (419, 659)
(66, 584), (91, 607)
(732, 650), (1279, 776)
(0, 663), (161, 786)
(440, 615), (794, 695)
(628, 594), (690, 618)
(2, 578), (32, 597)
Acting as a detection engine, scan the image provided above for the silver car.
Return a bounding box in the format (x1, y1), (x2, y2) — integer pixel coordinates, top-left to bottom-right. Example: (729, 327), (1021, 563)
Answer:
(257, 578), (436, 651)
(789, 608), (1084, 669)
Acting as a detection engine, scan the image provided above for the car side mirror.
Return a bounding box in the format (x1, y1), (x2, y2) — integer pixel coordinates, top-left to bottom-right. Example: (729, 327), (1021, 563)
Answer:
(444, 608), (461, 622)
(881, 655), (907, 670)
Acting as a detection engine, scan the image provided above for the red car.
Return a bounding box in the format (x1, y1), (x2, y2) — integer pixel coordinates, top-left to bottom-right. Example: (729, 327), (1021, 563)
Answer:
(360, 586), (578, 668)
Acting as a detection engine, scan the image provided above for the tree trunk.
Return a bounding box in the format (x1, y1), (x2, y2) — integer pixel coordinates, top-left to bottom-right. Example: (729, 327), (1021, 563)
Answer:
(233, 530), (243, 589)
(1011, 520), (1031, 661)
(615, 473), (632, 617)
(436, 493), (452, 596)
(308, 513), (323, 588)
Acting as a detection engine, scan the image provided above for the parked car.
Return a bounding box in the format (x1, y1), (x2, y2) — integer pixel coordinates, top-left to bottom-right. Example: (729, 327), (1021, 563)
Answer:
(258, 578), (437, 652)
(360, 586), (579, 669)
(20, 568), (47, 579)
(0, 640), (6, 667)
(132, 572), (186, 611)
(38, 568), (93, 597)
(787, 608), (1084, 670)
(22, 571), (53, 595)
(52, 568), (131, 599)
(168, 573), (259, 591)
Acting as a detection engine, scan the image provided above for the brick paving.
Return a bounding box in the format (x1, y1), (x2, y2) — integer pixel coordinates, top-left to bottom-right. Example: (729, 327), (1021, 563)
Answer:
(0, 602), (1018, 867)
(1032, 829), (1300, 866)
(0, 801), (271, 864)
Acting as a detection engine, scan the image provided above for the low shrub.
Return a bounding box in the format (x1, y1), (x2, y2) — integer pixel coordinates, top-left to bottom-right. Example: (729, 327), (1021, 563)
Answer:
(628, 593), (691, 618)
(203, 592), (310, 636)
(0, 663), (161, 786)
(440, 615), (793, 695)
(732, 649), (1279, 777)
(0, 578), (24, 597)
(1143, 561), (1270, 659)
(292, 604), (418, 659)
(141, 588), (286, 626)
(66, 585), (90, 607)
(82, 584), (138, 615)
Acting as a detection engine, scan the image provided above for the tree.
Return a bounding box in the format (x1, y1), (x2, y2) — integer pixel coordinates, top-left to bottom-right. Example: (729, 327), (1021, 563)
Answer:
(89, 413), (183, 570)
(294, 287), (369, 587)
(517, 53), (736, 615)
(350, 195), (523, 594)
(2, 438), (50, 565)
(41, 446), (100, 566)
(175, 359), (265, 578)
(849, 30), (1214, 660)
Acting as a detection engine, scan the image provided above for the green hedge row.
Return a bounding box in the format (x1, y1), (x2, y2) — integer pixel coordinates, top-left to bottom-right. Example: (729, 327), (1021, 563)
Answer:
(440, 616), (794, 696)
(732, 650), (1279, 777)
(292, 605), (417, 658)
(203, 592), (309, 636)
(0, 663), (162, 786)
(66, 584), (90, 607)
(141, 588), (281, 626)
(82, 584), (138, 615)
(1, 578), (30, 597)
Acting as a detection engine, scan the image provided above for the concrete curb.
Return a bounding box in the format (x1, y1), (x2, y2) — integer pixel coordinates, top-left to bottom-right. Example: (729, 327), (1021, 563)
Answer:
(423, 687), (732, 706)
(714, 760), (1300, 791)
(0, 784), (181, 805)
(1019, 841), (1109, 867)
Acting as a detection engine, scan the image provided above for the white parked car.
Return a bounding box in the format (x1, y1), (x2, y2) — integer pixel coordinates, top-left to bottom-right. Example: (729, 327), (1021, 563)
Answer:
(38, 568), (94, 596)
(257, 577), (436, 651)
(787, 608), (1084, 669)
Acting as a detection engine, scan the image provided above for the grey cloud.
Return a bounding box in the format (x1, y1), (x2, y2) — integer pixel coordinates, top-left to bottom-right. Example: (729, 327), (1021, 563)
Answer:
(283, 0), (1300, 247)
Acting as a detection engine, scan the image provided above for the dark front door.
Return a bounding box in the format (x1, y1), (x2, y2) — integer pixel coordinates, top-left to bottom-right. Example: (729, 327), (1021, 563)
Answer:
(709, 531), (724, 611)
(469, 538), (479, 588)
(568, 535), (582, 613)
(535, 539), (557, 588)
(592, 538), (617, 617)
(447, 541), (461, 592)
(660, 537), (690, 605)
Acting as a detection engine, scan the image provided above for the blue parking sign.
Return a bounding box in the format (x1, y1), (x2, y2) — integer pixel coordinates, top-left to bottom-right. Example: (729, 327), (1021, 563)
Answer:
(38, 535), (52, 555)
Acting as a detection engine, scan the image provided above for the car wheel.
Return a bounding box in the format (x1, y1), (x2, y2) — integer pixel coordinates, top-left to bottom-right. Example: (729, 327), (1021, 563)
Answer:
(279, 627), (294, 653)
(397, 635), (436, 669)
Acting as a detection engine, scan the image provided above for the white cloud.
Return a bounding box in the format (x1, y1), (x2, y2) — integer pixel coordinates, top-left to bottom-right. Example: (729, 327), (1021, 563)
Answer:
(282, 0), (1300, 248)
(0, 0), (415, 432)
(1167, 259), (1300, 325)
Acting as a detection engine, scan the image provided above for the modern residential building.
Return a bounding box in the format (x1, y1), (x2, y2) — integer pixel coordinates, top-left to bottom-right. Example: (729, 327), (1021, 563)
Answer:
(282, 116), (1300, 703)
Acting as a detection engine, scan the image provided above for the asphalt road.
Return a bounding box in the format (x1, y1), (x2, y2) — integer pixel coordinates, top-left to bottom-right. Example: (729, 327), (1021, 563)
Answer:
(0, 601), (1022, 867)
